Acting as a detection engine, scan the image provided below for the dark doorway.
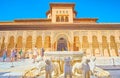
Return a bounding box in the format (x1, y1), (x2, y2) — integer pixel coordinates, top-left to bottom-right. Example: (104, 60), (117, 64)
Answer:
(57, 38), (67, 51)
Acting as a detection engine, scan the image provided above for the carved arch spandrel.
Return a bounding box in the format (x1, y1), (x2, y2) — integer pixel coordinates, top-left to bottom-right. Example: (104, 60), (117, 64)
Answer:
(53, 33), (72, 51)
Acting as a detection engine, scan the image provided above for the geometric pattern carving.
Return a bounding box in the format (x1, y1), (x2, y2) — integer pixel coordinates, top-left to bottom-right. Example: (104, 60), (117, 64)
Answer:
(82, 36), (89, 49)
(0, 30), (120, 57)
(35, 36), (42, 48)
(26, 36), (32, 51)
(16, 36), (22, 50)
(7, 36), (15, 56)
(44, 36), (51, 48)
(73, 36), (80, 51)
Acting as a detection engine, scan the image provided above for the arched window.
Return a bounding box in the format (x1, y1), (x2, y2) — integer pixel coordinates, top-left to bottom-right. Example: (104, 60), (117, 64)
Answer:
(16, 36), (22, 50)
(110, 36), (115, 42)
(66, 11), (68, 13)
(92, 36), (99, 48)
(26, 36), (32, 51)
(65, 16), (68, 22)
(56, 11), (58, 14)
(44, 36), (51, 48)
(60, 11), (61, 13)
(82, 36), (89, 49)
(36, 36), (42, 48)
(61, 16), (64, 22)
(56, 16), (60, 22)
(102, 36), (108, 49)
(73, 36), (80, 51)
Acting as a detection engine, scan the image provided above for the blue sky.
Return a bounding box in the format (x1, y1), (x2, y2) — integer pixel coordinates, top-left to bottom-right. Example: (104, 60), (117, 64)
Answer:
(0, 0), (120, 22)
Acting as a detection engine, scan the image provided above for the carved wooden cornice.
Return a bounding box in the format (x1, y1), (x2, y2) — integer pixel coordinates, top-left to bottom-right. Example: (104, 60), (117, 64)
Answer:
(0, 23), (120, 30)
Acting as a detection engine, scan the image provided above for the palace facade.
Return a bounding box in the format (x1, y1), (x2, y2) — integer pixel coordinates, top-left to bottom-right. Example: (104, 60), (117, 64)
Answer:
(0, 3), (120, 57)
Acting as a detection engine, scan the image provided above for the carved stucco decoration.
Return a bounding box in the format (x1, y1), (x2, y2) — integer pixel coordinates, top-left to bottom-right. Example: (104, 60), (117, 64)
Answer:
(52, 31), (73, 44)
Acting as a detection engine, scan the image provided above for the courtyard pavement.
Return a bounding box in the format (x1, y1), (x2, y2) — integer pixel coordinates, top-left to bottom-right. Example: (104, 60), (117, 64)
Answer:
(0, 58), (120, 78)
(0, 58), (36, 78)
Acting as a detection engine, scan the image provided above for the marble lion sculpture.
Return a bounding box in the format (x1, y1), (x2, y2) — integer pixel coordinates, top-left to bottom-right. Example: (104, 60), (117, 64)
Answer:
(45, 58), (62, 78)
(72, 62), (83, 75)
(23, 56), (45, 78)
(24, 59), (61, 78)
(94, 67), (110, 78)
(72, 57), (87, 76)
(52, 61), (61, 77)
(72, 58), (91, 78)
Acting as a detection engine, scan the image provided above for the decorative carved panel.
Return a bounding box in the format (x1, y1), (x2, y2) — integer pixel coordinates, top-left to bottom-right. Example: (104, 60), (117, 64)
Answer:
(36, 36), (42, 48)
(26, 36), (32, 51)
(16, 36), (22, 50)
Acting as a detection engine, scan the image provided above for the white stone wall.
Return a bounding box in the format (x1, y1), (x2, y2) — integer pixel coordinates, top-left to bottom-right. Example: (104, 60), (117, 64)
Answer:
(51, 7), (73, 23)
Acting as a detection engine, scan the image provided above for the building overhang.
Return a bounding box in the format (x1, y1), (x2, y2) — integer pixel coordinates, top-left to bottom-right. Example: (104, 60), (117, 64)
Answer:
(14, 19), (51, 22)
(46, 10), (51, 16)
(74, 10), (77, 16)
(46, 3), (76, 17)
(50, 2), (75, 8)
(73, 18), (98, 23)
(0, 23), (120, 30)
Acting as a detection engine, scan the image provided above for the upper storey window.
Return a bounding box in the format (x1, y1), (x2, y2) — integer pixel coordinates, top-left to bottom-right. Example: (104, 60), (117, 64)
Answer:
(56, 11), (58, 14)
(56, 16), (60, 22)
(55, 10), (69, 22)
(60, 11), (61, 13)
(61, 16), (64, 22)
(56, 15), (69, 22)
(65, 16), (68, 22)
(66, 11), (68, 13)
(56, 10), (68, 14)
